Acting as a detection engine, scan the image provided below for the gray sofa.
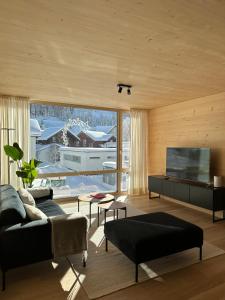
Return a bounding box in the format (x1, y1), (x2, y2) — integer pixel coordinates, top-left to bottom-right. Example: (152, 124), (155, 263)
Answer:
(0, 184), (86, 290)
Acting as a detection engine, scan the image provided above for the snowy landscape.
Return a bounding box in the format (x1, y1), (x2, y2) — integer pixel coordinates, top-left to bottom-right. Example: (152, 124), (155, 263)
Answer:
(30, 104), (130, 197)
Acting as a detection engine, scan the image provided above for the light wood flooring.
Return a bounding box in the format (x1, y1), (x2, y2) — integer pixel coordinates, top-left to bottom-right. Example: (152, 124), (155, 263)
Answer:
(2, 195), (225, 300)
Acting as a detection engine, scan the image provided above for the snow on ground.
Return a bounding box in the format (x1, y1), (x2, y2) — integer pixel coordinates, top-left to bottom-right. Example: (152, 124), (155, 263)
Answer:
(35, 163), (116, 198)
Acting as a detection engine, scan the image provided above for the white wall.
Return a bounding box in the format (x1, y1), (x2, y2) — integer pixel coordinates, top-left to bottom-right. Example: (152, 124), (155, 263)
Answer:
(60, 147), (117, 171)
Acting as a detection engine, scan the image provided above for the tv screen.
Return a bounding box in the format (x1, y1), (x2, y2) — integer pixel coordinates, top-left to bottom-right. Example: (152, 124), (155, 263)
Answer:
(166, 147), (210, 184)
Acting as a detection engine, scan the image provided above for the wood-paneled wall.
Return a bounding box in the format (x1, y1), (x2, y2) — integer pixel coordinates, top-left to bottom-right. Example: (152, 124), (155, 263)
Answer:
(148, 92), (225, 183)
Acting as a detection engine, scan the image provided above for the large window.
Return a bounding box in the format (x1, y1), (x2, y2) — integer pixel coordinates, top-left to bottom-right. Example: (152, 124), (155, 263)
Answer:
(30, 103), (129, 197)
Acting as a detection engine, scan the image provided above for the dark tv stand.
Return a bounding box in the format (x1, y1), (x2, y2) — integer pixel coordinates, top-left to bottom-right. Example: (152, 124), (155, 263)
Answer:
(148, 175), (225, 223)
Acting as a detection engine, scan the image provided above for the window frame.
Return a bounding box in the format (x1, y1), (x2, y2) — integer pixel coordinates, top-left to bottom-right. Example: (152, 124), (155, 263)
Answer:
(30, 100), (130, 195)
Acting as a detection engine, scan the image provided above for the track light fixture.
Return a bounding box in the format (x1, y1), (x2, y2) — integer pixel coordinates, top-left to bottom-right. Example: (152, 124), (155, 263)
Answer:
(117, 84), (132, 95)
(118, 86), (123, 93)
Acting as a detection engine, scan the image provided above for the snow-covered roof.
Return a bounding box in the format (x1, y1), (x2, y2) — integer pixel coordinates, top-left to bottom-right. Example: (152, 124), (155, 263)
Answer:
(36, 143), (62, 152)
(68, 125), (82, 139)
(83, 130), (113, 142)
(36, 144), (50, 152)
(94, 125), (116, 134)
(30, 119), (41, 137)
(37, 127), (63, 141)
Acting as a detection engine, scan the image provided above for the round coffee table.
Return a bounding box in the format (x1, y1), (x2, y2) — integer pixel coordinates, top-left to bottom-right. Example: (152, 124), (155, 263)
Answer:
(97, 200), (127, 226)
(77, 193), (115, 226)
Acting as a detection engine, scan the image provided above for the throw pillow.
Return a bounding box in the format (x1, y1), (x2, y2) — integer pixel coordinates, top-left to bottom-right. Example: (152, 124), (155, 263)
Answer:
(24, 204), (47, 220)
(18, 188), (36, 206)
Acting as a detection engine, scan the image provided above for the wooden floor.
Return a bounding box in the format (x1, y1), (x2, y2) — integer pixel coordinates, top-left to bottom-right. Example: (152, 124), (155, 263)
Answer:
(2, 195), (225, 300)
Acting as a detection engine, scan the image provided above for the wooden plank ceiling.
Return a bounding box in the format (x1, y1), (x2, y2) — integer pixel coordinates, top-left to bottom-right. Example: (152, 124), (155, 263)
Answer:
(0, 0), (225, 109)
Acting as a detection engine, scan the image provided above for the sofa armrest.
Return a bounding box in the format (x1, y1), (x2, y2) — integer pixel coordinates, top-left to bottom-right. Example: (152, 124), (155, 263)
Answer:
(50, 213), (89, 257)
(0, 219), (52, 270)
(27, 187), (53, 202)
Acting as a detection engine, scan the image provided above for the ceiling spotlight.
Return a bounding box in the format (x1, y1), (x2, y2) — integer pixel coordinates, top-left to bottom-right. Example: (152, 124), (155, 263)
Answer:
(117, 83), (132, 95)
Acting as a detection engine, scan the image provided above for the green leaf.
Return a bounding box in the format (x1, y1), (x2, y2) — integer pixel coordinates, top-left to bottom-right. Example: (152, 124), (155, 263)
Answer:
(4, 145), (21, 161)
(4, 143), (40, 188)
(31, 169), (38, 177)
(17, 158), (40, 187)
(13, 143), (24, 160)
(23, 178), (29, 184)
(22, 161), (30, 168)
(16, 170), (28, 178)
(29, 158), (41, 168)
(30, 159), (35, 169)
(34, 159), (41, 167)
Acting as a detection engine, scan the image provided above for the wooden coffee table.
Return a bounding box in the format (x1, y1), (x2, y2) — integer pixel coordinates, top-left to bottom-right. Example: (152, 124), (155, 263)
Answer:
(77, 193), (115, 226)
(97, 200), (127, 226)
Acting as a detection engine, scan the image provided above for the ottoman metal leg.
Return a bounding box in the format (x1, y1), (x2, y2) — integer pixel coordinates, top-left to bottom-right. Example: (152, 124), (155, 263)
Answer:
(2, 270), (6, 291)
(199, 246), (202, 260)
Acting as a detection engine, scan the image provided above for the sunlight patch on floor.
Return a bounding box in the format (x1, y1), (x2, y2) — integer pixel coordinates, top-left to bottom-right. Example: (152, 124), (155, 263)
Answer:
(51, 261), (59, 269)
(67, 273), (86, 300)
(60, 264), (86, 296)
(140, 263), (159, 278)
(89, 226), (104, 247)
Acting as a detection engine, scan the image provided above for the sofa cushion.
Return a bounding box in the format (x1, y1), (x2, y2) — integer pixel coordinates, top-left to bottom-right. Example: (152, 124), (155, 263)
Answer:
(36, 200), (65, 217)
(18, 188), (36, 206)
(0, 185), (27, 226)
(24, 204), (48, 220)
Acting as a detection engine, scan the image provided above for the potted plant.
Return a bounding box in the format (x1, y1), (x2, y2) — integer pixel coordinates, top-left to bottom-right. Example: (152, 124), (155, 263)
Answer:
(4, 142), (41, 188)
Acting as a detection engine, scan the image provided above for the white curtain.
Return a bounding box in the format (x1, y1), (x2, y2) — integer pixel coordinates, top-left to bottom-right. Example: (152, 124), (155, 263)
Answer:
(0, 95), (30, 188)
(128, 109), (149, 195)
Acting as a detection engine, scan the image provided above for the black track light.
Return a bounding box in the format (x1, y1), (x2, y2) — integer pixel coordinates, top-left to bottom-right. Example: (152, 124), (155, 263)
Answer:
(117, 83), (132, 95)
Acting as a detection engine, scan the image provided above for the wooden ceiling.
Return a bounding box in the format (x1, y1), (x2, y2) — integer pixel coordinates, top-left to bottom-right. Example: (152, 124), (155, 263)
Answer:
(1, 0), (225, 109)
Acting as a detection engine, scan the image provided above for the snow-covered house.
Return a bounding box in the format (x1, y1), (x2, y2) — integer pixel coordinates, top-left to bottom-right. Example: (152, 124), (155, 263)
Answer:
(94, 125), (117, 136)
(36, 143), (61, 164)
(37, 126), (80, 146)
(30, 119), (41, 158)
(77, 130), (116, 147)
(60, 147), (117, 172)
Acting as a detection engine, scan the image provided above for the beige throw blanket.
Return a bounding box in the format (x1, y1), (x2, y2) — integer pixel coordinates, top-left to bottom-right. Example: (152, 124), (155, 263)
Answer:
(50, 213), (88, 258)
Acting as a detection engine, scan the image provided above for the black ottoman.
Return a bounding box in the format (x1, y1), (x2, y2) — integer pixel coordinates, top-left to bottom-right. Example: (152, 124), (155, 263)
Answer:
(104, 212), (203, 281)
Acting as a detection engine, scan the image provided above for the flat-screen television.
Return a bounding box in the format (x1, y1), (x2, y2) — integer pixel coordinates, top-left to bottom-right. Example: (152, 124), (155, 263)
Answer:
(166, 147), (211, 184)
